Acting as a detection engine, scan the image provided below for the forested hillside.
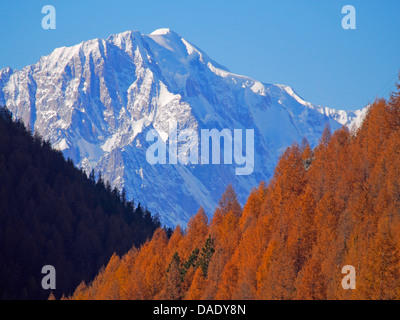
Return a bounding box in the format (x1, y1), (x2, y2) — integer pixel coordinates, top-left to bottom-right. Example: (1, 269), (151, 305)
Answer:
(71, 82), (400, 300)
(0, 107), (160, 299)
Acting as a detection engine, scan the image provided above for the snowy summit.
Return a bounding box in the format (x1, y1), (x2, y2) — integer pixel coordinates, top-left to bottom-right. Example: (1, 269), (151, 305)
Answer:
(0, 29), (368, 226)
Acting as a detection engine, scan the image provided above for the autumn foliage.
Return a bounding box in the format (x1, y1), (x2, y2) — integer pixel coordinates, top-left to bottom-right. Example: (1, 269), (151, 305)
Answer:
(71, 81), (400, 300)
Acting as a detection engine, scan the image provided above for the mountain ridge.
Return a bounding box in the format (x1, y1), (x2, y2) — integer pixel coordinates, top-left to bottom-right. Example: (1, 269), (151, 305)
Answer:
(0, 28), (368, 226)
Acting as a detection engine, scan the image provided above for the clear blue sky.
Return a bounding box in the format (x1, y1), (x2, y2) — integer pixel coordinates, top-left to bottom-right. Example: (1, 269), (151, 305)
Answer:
(0, 0), (399, 110)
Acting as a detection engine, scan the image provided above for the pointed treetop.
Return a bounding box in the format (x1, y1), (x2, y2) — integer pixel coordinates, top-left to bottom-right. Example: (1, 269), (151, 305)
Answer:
(320, 123), (332, 147)
(216, 184), (242, 217)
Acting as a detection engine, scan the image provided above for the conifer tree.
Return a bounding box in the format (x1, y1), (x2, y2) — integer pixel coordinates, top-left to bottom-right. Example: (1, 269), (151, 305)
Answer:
(198, 236), (215, 277)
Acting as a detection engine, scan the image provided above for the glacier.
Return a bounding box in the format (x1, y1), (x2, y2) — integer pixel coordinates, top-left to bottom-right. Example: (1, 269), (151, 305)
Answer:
(0, 28), (368, 227)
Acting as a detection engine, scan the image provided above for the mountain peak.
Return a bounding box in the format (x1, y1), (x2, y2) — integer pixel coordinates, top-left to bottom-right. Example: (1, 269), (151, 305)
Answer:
(150, 28), (175, 36)
(0, 28), (368, 227)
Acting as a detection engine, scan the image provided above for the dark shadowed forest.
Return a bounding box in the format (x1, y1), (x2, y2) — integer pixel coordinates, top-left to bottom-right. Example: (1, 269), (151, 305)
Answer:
(0, 107), (161, 299)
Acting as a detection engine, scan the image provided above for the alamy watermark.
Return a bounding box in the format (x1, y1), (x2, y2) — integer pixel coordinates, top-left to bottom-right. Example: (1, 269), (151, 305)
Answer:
(41, 265), (56, 290)
(342, 5), (356, 30)
(341, 265), (356, 290)
(145, 120), (254, 175)
(41, 5), (56, 30)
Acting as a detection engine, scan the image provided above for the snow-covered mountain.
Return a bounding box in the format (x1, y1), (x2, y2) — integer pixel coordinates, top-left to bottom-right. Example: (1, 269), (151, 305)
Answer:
(0, 28), (368, 226)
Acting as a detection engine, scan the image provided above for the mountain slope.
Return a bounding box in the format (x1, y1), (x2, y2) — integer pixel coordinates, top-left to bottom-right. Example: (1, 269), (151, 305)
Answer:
(0, 28), (368, 226)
